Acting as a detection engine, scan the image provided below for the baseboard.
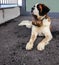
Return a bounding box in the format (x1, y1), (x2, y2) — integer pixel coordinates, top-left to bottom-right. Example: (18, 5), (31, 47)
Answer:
(22, 11), (59, 19)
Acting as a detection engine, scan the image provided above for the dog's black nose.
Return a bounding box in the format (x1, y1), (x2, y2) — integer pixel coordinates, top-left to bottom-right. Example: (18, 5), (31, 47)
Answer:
(31, 7), (34, 12)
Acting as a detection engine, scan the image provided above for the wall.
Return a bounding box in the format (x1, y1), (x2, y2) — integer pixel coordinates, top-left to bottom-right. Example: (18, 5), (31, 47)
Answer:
(26, 0), (59, 12)
(0, 7), (20, 24)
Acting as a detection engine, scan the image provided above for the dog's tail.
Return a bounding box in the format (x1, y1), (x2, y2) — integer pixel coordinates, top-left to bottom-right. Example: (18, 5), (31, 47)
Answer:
(18, 20), (32, 28)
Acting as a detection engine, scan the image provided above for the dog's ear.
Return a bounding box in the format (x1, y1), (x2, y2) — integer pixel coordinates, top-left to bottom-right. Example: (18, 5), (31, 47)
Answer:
(37, 4), (50, 16)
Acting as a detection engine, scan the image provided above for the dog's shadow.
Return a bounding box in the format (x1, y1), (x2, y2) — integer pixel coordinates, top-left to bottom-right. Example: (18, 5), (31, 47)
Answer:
(52, 31), (59, 39)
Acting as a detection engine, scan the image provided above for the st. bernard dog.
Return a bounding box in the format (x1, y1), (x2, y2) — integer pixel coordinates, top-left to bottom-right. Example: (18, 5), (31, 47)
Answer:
(18, 3), (53, 51)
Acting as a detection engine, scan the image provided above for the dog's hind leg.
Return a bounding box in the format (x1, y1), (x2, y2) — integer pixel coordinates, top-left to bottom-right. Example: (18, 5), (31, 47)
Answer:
(37, 27), (53, 51)
(26, 26), (38, 50)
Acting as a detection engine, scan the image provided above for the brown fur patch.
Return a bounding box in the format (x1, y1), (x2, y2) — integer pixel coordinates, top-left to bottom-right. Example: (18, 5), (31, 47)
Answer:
(39, 4), (42, 13)
(46, 15), (51, 22)
(32, 20), (43, 27)
(31, 34), (36, 41)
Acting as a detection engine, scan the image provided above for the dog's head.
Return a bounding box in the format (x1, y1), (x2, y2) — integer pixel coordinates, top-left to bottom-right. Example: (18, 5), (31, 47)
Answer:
(31, 3), (50, 20)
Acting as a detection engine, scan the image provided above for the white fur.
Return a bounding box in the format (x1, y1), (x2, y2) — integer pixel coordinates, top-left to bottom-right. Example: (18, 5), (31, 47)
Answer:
(33, 6), (39, 17)
(18, 20), (32, 28)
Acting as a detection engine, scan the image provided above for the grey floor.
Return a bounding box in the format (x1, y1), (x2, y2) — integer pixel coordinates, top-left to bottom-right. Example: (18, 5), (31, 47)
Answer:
(0, 16), (59, 65)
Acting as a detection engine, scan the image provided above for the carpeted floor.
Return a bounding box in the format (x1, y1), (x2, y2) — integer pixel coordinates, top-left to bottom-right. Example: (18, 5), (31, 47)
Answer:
(0, 16), (59, 65)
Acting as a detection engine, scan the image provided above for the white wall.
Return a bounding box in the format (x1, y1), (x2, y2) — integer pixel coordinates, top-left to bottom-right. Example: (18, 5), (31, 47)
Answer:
(0, 7), (20, 24)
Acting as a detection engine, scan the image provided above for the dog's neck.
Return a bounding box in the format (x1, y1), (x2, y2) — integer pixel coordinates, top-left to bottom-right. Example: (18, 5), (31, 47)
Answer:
(40, 15), (48, 21)
(33, 14), (48, 22)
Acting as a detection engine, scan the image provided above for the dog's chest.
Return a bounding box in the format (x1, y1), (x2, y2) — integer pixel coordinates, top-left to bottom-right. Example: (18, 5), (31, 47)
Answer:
(42, 19), (51, 26)
(32, 19), (51, 33)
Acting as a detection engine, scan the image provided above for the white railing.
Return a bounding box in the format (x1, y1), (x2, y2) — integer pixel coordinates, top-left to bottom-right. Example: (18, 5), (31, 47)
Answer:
(0, 0), (22, 8)
(0, 0), (18, 4)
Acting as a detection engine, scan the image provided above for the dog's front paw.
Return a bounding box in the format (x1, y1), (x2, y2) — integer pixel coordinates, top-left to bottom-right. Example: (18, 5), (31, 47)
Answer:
(26, 42), (33, 50)
(37, 42), (45, 51)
